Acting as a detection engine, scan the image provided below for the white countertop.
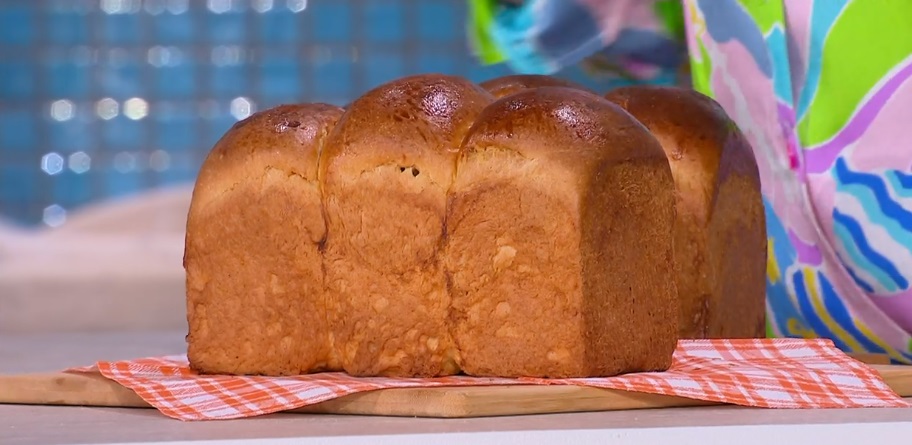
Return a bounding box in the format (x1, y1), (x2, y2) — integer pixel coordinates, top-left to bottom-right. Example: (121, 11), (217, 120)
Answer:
(2, 331), (912, 445)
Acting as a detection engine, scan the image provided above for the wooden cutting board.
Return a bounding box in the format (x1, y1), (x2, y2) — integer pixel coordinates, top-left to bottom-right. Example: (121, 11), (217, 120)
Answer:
(1, 362), (910, 418)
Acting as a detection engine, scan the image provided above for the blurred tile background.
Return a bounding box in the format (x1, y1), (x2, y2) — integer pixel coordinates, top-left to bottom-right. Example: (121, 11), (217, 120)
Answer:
(0, 0), (615, 228)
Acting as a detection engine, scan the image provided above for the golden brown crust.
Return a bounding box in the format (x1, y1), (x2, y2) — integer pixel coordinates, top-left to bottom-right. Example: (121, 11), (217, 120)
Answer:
(463, 87), (662, 170)
(604, 86), (759, 205)
(191, 103), (344, 213)
(605, 85), (766, 339)
(320, 74), (494, 189)
(321, 74), (493, 377)
(203, 103), (343, 180)
(185, 81), (760, 378)
(185, 103), (343, 376)
(479, 74), (595, 99)
(448, 88), (678, 377)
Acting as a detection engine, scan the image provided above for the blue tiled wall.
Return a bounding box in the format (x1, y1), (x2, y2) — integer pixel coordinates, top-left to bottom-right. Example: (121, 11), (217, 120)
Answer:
(0, 0), (607, 227)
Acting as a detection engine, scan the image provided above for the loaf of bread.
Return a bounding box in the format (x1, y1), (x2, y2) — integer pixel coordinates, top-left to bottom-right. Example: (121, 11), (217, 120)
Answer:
(184, 74), (763, 379)
(480, 74), (594, 98)
(605, 86), (766, 339)
(447, 87), (678, 377)
(320, 74), (493, 377)
(184, 104), (343, 375)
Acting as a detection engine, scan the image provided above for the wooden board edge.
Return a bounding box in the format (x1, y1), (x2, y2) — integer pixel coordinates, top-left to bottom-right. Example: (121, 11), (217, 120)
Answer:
(1, 364), (909, 418)
(0, 372), (718, 417)
(848, 353), (892, 365)
(870, 364), (912, 397)
(0, 372), (148, 408)
(287, 385), (722, 418)
(0, 372), (726, 417)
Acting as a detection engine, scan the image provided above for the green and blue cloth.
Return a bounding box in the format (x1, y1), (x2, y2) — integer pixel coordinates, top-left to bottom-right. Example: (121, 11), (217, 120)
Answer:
(468, 0), (688, 86)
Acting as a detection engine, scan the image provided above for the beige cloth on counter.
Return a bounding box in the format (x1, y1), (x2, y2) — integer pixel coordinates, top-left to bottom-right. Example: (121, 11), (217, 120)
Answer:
(0, 185), (192, 333)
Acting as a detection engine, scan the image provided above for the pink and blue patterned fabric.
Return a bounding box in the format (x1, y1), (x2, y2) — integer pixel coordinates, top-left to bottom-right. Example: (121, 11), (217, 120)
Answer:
(686, 0), (912, 363)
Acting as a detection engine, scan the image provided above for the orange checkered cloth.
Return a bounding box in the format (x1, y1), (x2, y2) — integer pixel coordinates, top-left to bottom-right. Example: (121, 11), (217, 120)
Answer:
(67, 338), (909, 421)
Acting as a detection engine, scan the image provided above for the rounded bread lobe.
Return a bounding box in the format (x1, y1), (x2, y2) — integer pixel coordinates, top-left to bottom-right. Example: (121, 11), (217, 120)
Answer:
(185, 103), (343, 376)
(320, 73), (494, 188)
(479, 74), (596, 99)
(605, 85), (766, 339)
(321, 74), (493, 377)
(193, 103), (343, 207)
(604, 85), (760, 217)
(463, 87), (666, 168)
(450, 87), (678, 378)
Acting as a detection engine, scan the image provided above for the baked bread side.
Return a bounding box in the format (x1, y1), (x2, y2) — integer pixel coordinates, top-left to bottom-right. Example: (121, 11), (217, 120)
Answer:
(447, 87), (678, 378)
(184, 104), (344, 375)
(606, 86), (766, 339)
(480, 74), (595, 99)
(320, 74), (494, 377)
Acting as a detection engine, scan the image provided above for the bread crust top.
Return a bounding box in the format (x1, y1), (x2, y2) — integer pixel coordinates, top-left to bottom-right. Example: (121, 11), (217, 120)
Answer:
(605, 86), (761, 221)
(320, 74), (493, 189)
(462, 87), (668, 171)
(190, 103), (344, 211)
